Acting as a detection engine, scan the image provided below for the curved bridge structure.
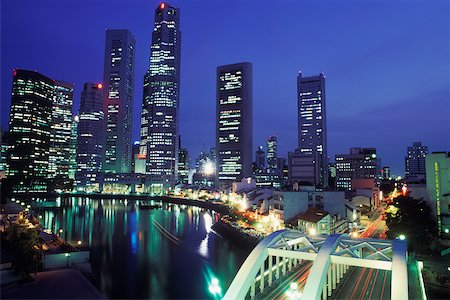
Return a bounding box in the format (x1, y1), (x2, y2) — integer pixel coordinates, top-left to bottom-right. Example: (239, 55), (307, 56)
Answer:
(224, 230), (408, 300)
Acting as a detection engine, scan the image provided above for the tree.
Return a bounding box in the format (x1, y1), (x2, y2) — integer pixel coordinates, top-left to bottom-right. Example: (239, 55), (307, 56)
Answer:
(385, 195), (438, 255)
(2, 223), (41, 276)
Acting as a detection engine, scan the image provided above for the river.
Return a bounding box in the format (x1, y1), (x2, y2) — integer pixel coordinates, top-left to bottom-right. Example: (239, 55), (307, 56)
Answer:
(33, 197), (249, 299)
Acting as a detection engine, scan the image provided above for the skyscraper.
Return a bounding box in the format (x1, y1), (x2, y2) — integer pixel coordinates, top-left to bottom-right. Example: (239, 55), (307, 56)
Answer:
(68, 115), (79, 180)
(49, 80), (74, 186)
(335, 147), (381, 191)
(267, 135), (278, 174)
(216, 62), (253, 186)
(426, 152), (450, 239)
(297, 72), (328, 188)
(139, 3), (181, 191)
(103, 29), (136, 174)
(255, 146), (265, 171)
(7, 69), (53, 192)
(178, 148), (189, 184)
(405, 141), (428, 179)
(76, 83), (104, 192)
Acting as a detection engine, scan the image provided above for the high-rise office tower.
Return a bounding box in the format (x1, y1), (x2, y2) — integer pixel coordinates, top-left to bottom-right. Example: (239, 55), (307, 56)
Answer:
(178, 148), (189, 184)
(76, 83), (104, 192)
(297, 72), (328, 188)
(405, 141), (428, 178)
(426, 152), (450, 239)
(267, 135), (278, 174)
(139, 3), (181, 191)
(103, 29), (136, 174)
(68, 115), (79, 180)
(335, 147), (381, 191)
(216, 62), (253, 186)
(49, 81), (74, 185)
(7, 69), (53, 192)
(255, 146), (265, 171)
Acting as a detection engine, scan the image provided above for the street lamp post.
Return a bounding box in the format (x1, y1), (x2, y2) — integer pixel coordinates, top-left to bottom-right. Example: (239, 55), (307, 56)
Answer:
(65, 253), (71, 268)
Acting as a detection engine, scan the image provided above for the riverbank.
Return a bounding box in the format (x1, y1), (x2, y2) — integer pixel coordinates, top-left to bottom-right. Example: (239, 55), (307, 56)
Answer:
(212, 219), (261, 252)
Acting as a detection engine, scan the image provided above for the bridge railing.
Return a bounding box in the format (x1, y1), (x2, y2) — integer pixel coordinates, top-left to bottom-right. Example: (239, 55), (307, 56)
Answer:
(224, 230), (408, 300)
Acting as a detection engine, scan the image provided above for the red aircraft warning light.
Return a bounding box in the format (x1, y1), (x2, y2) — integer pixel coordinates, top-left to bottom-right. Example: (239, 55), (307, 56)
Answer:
(161, 3), (165, 9)
(97, 83), (103, 89)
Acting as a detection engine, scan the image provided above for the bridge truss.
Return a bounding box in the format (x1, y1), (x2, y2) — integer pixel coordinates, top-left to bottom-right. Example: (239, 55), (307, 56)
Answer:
(223, 230), (408, 300)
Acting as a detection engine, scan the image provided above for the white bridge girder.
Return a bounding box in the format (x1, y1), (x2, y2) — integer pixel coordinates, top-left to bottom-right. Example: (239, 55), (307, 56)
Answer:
(223, 230), (408, 300)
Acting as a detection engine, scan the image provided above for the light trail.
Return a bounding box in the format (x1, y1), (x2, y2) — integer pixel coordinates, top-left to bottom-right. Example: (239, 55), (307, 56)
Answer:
(152, 219), (180, 245)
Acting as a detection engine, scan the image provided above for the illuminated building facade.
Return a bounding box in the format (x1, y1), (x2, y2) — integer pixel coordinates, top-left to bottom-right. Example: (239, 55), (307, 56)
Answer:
(216, 62), (253, 187)
(7, 69), (53, 192)
(49, 80), (74, 186)
(178, 147), (189, 184)
(267, 135), (278, 174)
(0, 131), (11, 178)
(140, 3), (181, 191)
(426, 152), (450, 241)
(68, 115), (79, 180)
(103, 29), (136, 174)
(297, 72), (328, 188)
(255, 146), (265, 171)
(335, 147), (381, 192)
(405, 141), (428, 180)
(75, 83), (105, 192)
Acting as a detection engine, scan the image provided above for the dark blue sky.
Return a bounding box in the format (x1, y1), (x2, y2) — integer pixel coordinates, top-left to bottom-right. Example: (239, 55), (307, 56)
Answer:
(2, 0), (449, 176)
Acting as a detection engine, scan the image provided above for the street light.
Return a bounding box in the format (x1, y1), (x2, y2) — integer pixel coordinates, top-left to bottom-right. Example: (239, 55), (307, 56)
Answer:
(208, 277), (221, 297)
(65, 253), (71, 268)
(308, 228), (317, 236)
(77, 240), (82, 246)
(286, 282), (302, 299)
(398, 234), (406, 240)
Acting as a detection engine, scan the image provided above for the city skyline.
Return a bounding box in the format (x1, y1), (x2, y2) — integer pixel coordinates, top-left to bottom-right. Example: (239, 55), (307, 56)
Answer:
(2, 0), (449, 176)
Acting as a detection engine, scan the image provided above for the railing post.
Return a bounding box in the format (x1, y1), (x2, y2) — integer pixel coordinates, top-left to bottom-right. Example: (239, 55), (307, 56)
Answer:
(337, 264), (341, 284)
(276, 255), (280, 279)
(260, 263), (265, 292)
(250, 281), (255, 299)
(332, 263), (336, 289)
(327, 266), (332, 296)
(268, 255), (273, 286)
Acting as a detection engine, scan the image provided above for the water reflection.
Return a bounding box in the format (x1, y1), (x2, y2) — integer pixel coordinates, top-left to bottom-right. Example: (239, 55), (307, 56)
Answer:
(33, 197), (248, 299)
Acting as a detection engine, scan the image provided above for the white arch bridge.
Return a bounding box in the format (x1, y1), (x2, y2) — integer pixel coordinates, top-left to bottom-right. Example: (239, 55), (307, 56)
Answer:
(224, 230), (408, 300)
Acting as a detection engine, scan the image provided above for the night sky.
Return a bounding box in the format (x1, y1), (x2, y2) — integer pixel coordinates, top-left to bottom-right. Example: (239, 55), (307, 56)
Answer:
(1, 0), (449, 176)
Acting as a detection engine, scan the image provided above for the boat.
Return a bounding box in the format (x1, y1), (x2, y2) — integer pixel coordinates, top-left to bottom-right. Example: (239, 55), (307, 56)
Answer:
(138, 204), (161, 210)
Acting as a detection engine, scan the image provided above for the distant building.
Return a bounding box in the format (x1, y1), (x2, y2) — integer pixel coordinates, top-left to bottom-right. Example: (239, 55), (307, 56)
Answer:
(335, 147), (381, 192)
(287, 208), (333, 235)
(75, 83), (105, 192)
(382, 166), (390, 180)
(178, 148), (189, 184)
(68, 115), (79, 181)
(267, 135), (278, 174)
(216, 62), (253, 187)
(7, 69), (53, 193)
(328, 163), (336, 189)
(255, 146), (265, 171)
(297, 72), (328, 188)
(426, 152), (450, 241)
(283, 189), (346, 222)
(405, 142), (428, 181)
(103, 29), (136, 174)
(139, 3), (181, 192)
(48, 80), (74, 188)
(288, 152), (319, 187)
(0, 131), (11, 179)
(130, 141), (140, 173)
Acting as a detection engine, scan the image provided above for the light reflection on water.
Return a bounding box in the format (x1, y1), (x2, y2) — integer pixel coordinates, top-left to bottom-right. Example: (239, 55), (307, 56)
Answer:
(33, 197), (248, 299)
